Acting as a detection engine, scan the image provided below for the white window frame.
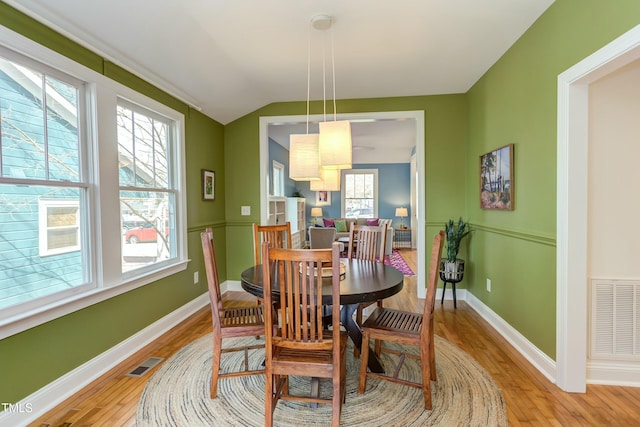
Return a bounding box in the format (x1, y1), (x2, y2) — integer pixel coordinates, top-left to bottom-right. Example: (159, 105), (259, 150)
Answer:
(38, 199), (81, 256)
(272, 160), (285, 196)
(341, 169), (379, 218)
(0, 25), (188, 339)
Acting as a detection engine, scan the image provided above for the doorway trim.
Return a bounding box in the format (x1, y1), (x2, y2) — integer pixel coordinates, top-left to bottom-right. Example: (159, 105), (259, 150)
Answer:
(259, 110), (425, 294)
(557, 24), (640, 392)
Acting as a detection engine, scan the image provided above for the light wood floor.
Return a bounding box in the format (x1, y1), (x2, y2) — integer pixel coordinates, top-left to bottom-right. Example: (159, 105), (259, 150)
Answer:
(30, 249), (640, 426)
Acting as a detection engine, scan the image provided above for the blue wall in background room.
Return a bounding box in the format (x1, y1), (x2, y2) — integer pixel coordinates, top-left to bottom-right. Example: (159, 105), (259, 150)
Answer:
(269, 140), (412, 228)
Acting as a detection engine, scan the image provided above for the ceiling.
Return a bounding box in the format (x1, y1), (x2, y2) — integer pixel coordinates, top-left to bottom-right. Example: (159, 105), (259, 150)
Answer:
(6, 0), (554, 163)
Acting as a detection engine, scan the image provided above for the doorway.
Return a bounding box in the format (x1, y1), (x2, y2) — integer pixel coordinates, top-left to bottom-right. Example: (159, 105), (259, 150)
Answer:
(259, 110), (426, 295)
(557, 24), (640, 392)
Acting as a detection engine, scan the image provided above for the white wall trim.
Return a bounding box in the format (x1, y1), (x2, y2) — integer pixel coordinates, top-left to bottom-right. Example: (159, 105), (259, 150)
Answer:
(466, 292), (556, 383)
(587, 360), (640, 387)
(0, 291), (211, 427)
(557, 24), (640, 392)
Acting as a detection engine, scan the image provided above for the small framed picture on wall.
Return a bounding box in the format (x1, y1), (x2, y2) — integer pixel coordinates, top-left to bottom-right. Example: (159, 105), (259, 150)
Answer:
(202, 169), (215, 200)
(316, 191), (331, 206)
(480, 144), (513, 210)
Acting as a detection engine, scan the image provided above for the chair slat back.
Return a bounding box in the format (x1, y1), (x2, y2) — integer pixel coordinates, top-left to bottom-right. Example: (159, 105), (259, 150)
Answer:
(201, 228), (223, 332)
(348, 223), (387, 262)
(421, 230), (445, 335)
(262, 243), (341, 353)
(253, 222), (293, 265)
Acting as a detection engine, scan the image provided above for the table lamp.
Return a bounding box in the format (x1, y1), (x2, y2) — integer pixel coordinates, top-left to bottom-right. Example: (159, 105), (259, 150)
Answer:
(311, 207), (323, 226)
(395, 207), (408, 229)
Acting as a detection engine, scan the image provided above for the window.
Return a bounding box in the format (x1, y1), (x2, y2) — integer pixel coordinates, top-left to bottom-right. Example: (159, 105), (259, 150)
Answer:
(0, 28), (187, 337)
(341, 169), (378, 218)
(38, 199), (80, 256)
(118, 101), (176, 273)
(272, 160), (285, 196)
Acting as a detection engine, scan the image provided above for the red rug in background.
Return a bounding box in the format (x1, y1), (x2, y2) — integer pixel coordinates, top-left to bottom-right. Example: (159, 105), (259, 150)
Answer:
(385, 249), (415, 276)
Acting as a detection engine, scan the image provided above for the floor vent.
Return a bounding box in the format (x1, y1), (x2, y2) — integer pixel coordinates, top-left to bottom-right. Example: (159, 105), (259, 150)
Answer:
(590, 279), (640, 360)
(126, 356), (164, 378)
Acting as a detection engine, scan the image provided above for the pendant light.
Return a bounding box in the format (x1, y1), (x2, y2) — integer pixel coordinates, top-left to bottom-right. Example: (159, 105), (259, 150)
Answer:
(317, 15), (352, 171)
(289, 23), (320, 181)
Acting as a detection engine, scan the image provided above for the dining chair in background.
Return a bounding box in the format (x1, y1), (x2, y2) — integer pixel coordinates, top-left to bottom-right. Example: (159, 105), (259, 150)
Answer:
(309, 226), (337, 249)
(252, 222), (293, 306)
(347, 222), (388, 356)
(357, 230), (444, 410)
(262, 241), (347, 427)
(252, 222), (293, 265)
(201, 228), (271, 398)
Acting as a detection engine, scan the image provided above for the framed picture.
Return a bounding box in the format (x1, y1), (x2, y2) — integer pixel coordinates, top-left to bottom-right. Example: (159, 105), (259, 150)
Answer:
(202, 169), (215, 200)
(316, 191), (331, 206)
(480, 144), (514, 210)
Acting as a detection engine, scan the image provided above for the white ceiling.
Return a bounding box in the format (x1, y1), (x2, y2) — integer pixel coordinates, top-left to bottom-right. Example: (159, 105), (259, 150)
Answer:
(6, 0), (554, 164)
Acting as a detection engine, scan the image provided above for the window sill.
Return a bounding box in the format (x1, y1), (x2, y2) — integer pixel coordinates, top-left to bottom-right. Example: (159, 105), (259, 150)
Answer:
(0, 260), (189, 340)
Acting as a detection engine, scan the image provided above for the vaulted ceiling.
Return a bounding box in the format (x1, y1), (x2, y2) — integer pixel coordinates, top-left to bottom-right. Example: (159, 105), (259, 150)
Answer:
(7, 0), (555, 125)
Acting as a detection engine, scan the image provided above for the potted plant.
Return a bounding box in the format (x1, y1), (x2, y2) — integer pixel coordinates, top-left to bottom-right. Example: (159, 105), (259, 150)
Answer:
(441, 217), (471, 281)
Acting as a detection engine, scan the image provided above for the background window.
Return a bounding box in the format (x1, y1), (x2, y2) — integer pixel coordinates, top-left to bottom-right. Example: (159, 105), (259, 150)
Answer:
(272, 160), (285, 196)
(38, 199), (80, 256)
(342, 169), (378, 218)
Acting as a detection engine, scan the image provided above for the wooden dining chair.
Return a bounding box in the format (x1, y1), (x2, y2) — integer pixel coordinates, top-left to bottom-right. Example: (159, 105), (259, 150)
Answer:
(347, 222), (388, 356)
(252, 222), (293, 265)
(357, 230), (444, 410)
(201, 228), (271, 398)
(262, 241), (347, 427)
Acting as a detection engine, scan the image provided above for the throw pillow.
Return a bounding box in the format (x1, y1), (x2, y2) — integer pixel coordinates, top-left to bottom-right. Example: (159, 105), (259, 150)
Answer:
(323, 218), (335, 227)
(335, 219), (347, 232)
(366, 218), (379, 226)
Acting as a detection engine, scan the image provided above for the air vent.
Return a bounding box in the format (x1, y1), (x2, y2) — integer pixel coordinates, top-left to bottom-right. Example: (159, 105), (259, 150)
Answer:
(590, 279), (640, 360)
(126, 357), (164, 378)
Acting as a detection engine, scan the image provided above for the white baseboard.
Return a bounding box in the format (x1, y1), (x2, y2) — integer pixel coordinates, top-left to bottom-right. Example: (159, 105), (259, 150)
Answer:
(0, 291), (211, 427)
(588, 360), (640, 387)
(464, 292), (557, 383)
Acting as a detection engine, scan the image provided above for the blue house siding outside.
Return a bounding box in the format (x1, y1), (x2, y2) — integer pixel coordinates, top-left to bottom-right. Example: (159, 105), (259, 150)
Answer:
(0, 65), (84, 310)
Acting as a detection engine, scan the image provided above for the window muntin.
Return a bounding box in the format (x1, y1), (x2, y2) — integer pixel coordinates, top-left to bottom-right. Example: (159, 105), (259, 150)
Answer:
(342, 169), (378, 218)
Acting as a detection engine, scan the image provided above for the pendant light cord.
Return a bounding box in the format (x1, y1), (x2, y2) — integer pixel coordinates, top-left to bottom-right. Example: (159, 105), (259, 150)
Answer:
(331, 23), (337, 122)
(305, 27), (311, 134)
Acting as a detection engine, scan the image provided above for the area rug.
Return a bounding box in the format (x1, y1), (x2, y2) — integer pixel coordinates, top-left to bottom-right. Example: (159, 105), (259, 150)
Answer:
(385, 249), (415, 276)
(136, 334), (507, 427)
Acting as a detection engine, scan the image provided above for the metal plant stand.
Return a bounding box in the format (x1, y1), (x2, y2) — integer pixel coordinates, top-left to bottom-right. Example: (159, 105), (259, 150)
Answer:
(439, 259), (465, 309)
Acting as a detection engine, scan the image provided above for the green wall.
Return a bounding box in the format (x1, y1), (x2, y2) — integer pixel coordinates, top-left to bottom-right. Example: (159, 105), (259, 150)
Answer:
(4, 0), (640, 408)
(224, 96), (468, 280)
(465, 0), (640, 358)
(0, 4), (226, 404)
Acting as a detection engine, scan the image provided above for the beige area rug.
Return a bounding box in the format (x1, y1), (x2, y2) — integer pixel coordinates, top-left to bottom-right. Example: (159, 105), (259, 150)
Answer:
(136, 334), (507, 427)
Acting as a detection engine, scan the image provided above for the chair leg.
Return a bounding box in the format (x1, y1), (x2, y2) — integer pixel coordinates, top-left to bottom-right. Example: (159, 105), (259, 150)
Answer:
(420, 343), (433, 410)
(358, 331), (371, 394)
(210, 337), (222, 398)
(429, 327), (437, 382)
(265, 371), (273, 427)
(354, 305), (363, 357)
(332, 373), (342, 427)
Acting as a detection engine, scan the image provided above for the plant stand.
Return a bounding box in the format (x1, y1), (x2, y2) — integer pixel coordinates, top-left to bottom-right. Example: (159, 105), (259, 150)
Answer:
(439, 259), (465, 309)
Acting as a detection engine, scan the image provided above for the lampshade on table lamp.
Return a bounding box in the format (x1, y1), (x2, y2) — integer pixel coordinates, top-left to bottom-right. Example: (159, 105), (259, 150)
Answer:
(311, 207), (323, 226)
(395, 207), (408, 229)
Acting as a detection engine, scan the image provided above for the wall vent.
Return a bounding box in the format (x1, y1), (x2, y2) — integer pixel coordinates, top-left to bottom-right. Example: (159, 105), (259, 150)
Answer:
(590, 279), (640, 360)
(126, 356), (164, 378)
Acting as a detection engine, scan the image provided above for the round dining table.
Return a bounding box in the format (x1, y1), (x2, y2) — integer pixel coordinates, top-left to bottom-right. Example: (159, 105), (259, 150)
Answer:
(240, 258), (404, 373)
